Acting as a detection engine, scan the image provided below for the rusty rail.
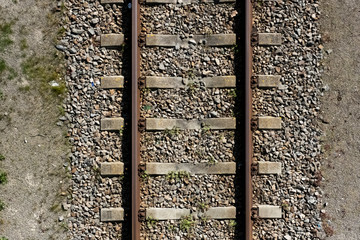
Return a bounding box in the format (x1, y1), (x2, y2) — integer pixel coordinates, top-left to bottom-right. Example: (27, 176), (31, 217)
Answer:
(131, 0), (140, 238)
(245, 0), (253, 239)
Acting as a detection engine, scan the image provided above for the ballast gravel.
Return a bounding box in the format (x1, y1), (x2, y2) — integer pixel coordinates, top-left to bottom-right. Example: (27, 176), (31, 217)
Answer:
(252, 0), (324, 239)
(61, 0), (131, 239)
(141, 4), (236, 35)
(141, 88), (235, 119)
(140, 2), (239, 240)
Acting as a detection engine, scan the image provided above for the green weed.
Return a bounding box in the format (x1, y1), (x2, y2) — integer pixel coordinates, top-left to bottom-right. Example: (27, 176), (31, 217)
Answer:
(0, 171), (7, 184)
(166, 171), (190, 182)
(0, 22), (13, 52)
(201, 124), (211, 135)
(7, 67), (18, 80)
(229, 89), (237, 98)
(140, 171), (149, 180)
(0, 200), (5, 211)
(197, 202), (209, 212)
(0, 155), (4, 161)
(19, 86), (30, 92)
(19, 39), (28, 51)
(164, 127), (180, 138)
(21, 55), (66, 99)
(229, 220), (237, 227)
(146, 217), (157, 228)
(142, 105), (152, 111)
(0, 59), (6, 74)
(57, 27), (66, 37)
(207, 156), (216, 165)
(180, 215), (195, 232)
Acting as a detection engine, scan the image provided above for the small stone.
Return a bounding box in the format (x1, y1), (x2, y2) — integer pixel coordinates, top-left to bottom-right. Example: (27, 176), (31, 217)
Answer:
(159, 63), (165, 70)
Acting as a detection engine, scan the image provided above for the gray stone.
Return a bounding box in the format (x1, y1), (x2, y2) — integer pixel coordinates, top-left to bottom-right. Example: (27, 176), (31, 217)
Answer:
(146, 208), (190, 220)
(101, 118), (124, 131)
(100, 76), (124, 89)
(146, 162), (236, 175)
(258, 205), (282, 219)
(258, 162), (282, 175)
(101, 162), (124, 176)
(101, 34), (124, 47)
(257, 75), (281, 88)
(101, 208), (124, 222)
(258, 117), (282, 130)
(258, 33), (282, 46)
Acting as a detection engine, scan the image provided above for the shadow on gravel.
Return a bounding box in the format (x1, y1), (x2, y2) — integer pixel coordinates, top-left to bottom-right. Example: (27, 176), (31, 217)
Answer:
(234, 1), (246, 239)
(121, 3), (132, 239)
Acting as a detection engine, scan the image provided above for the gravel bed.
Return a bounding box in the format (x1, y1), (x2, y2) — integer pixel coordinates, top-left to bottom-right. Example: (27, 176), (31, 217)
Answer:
(252, 1), (323, 239)
(141, 88), (235, 119)
(62, 0), (130, 238)
(141, 4), (236, 35)
(139, 1), (241, 239)
(140, 175), (236, 239)
(140, 175), (235, 209)
(140, 130), (235, 163)
(140, 219), (236, 240)
(141, 47), (234, 77)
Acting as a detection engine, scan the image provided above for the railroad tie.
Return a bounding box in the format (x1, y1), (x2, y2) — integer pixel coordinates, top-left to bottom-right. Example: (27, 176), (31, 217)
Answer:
(257, 75), (281, 88)
(258, 116), (282, 130)
(145, 118), (236, 130)
(256, 161), (282, 175)
(145, 76), (236, 88)
(257, 205), (282, 219)
(101, 162), (124, 176)
(145, 162), (236, 175)
(101, 208), (124, 222)
(257, 33), (282, 46)
(146, 207), (236, 220)
(146, 34), (236, 47)
(101, 34), (125, 47)
(145, 0), (235, 3)
(101, 117), (124, 131)
(100, 0), (124, 3)
(100, 76), (124, 89)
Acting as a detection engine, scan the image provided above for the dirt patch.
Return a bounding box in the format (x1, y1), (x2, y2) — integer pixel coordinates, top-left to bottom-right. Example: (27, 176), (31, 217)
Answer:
(0, 0), (69, 239)
(320, 0), (360, 239)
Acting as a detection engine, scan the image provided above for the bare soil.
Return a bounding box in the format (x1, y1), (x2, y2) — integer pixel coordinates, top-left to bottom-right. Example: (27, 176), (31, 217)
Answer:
(0, 0), (69, 239)
(320, 0), (360, 239)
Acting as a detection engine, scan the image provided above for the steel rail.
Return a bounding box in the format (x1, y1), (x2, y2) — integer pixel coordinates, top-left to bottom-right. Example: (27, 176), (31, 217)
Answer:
(245, 0), (253, 239)
(131, 0), (140, 238)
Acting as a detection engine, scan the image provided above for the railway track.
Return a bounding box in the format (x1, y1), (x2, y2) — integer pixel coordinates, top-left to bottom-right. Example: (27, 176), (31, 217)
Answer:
(64, 0), (320, 239)
(133, 0), (250, 239)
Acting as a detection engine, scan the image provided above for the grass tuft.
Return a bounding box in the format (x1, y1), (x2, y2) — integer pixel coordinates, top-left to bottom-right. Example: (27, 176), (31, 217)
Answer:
(21, 55), (66, 100)
(180, 215), (195, 232)
(0, 59), (6, 74)
(0, 171), (7, 184)
(0, 22), (13, 52)
(0, 200), (5, 211)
